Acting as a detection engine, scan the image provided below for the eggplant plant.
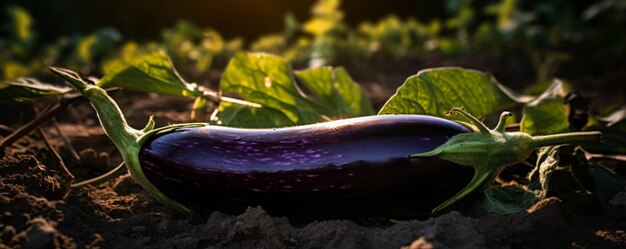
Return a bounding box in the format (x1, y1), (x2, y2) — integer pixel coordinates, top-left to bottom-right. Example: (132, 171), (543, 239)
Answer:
(50, 66), (601, 216)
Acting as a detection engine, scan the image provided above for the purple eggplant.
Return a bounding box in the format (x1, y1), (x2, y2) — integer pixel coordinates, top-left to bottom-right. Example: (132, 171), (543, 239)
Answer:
(51, 67), (602, 217)
(138, 115), (473, 217)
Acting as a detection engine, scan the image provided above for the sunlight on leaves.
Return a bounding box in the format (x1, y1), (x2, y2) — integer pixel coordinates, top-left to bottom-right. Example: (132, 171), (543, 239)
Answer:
(212, 101), (297, 128)
(211, 52), (372, 128)
(97, 52), (197, 97)
(0, 78), (70, 104)
(521, 79), (569, 135)
(7, 5), (33, 43)
(295, 67), (374, 117)
(4, 5), (35, 58)
(214, 52), (328, 127)
(75, 28), (121, 64)
(379, 67), (529, 120)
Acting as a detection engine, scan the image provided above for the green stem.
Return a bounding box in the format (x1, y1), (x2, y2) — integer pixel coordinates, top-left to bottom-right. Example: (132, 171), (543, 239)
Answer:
(529, 131), (601, 148)
(50, 67), (141, 146)
(50, 67), (192, 213)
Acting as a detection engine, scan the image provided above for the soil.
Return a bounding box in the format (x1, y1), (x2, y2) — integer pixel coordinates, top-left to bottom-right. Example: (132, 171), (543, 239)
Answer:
(1, 54), (625, 248)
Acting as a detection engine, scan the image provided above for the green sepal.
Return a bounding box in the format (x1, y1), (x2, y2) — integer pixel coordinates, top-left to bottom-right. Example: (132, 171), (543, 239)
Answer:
(414, 108), (601, 214)
(50, 66), (206, 213)
(131, 122), (209, 213)
(141, 115), (156, 133)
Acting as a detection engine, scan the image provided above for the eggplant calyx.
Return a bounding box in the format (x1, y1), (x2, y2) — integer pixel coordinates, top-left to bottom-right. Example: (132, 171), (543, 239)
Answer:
(50, 67), (193, 213)
(413, 107), (601, 214)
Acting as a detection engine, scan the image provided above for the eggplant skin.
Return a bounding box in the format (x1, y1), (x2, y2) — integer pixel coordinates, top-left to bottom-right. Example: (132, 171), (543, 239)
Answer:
(139, 115), (474, 218)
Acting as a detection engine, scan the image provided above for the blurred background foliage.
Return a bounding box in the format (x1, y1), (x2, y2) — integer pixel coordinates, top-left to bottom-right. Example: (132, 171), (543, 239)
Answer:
(1, 0), (625, 86)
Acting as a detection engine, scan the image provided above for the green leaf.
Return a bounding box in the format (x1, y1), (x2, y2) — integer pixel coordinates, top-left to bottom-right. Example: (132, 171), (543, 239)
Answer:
(579, 149), (626, 208)
(6, 5), (35, 56)
(0, 78), (70, 104)
(211, 101), (296, 128)
(75, 28), (121, 63)
(583, 107), (626, 154)
(213, 53), (327, 128)
(596, 107), (626, 132)
(295, 67), (374, 117)
(7, 5), (33, 43)
(562, 148), (626, 210)
(379, 67), (529, 120)
(482, 185), (540, 214)
(211, 53), (372, 128)
(97, 52), (197, 97)
(589, 164), (625, 207)
(521, 80), (569, 135)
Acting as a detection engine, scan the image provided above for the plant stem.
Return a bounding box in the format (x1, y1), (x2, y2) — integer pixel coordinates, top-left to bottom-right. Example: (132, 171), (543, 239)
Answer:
(0, 89), (119, 150)
(51, 66), (192, 212)
(71, 162), (127, 188)
(1, 99), (75, 149)
(0, 124), (16, 133)
(529, 131), (601, 148)
(201, 89), (261, 108)
(52, 119), (81, 161)
(38, 128), (75, 179)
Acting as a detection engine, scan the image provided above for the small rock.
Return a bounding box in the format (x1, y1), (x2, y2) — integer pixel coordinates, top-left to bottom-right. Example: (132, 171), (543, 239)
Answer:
(527, 197), (562, 214)
(402, 237), (434, 249)
(206, 211), (231, 225)
(22, 218), (56, 249)
(86, 233), (104, 249)
(1, 225), (16, 243)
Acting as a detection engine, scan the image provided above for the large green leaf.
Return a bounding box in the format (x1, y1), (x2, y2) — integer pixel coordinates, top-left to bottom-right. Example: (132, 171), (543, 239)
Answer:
(379, 67), (529, 119)
(213, 53), (327, 127)
(97, 52), (197, 97)
(211, 52), (372, 128)
(295, 66), (374, 117)
(520, 80), (569, 135)
(0, 78), (70, 104)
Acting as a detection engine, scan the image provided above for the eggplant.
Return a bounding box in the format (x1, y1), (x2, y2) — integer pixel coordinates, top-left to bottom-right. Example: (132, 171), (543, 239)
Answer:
(51, 67), (602, 217)
(139, 115), (473, 217)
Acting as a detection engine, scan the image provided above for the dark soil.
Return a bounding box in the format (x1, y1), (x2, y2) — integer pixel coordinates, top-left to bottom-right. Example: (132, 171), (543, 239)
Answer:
(1, 54), (625, 248)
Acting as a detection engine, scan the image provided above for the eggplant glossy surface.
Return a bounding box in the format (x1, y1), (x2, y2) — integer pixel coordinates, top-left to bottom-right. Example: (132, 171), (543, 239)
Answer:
(139, 115), (474, 218)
